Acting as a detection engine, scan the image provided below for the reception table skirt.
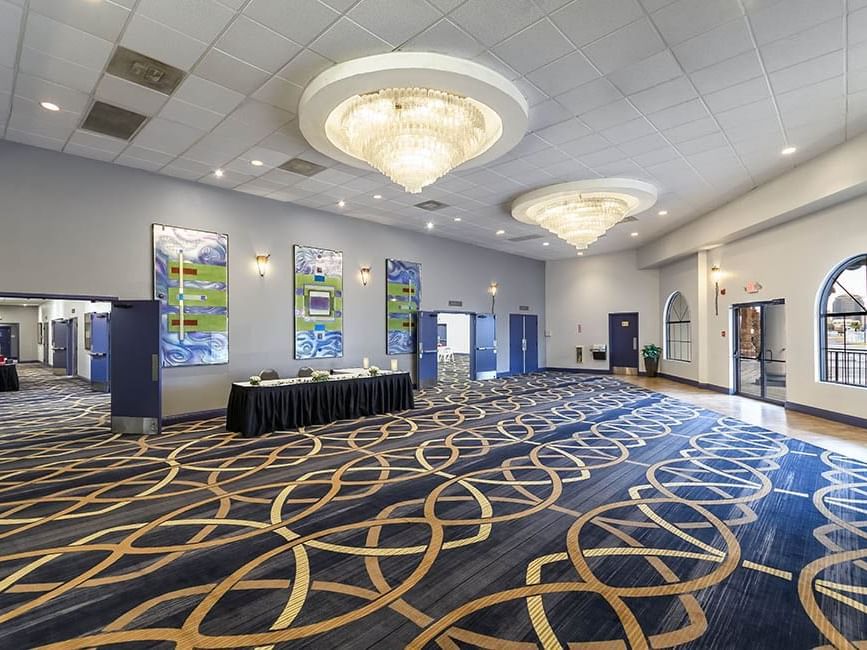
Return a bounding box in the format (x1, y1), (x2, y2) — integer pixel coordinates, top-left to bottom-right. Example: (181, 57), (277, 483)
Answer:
(226, 372), (415, 436)
(0, 365), (19, 392)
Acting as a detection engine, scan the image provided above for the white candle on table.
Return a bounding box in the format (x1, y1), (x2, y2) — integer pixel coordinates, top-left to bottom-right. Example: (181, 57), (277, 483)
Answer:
(390, 359), (398, 372)
(363, 357), (369, 369)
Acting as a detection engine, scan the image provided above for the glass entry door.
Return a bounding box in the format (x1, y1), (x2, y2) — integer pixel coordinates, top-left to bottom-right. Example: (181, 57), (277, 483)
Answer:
(733, 301), (786, 404)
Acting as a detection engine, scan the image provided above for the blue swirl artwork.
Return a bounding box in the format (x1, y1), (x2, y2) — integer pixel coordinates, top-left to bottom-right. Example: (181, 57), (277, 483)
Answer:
(153, 225), (229, 367)
(294, 245), (343, 359)
(386, 259), (421, 354)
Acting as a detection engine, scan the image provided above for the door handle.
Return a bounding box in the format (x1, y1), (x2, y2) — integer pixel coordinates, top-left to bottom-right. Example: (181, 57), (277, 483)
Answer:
(633, 337), (637, 350)
(151, 354), (159, 382)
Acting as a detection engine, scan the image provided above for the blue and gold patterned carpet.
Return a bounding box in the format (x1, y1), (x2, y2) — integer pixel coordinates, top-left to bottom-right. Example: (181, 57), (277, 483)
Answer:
(0, 364), (864, 648)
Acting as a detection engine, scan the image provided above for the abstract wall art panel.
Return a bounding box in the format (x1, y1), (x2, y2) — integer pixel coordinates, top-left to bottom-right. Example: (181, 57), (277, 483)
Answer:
(386, 259), (421, 354)
(294, 245), (343, 359)
(153, 224), (228, 367)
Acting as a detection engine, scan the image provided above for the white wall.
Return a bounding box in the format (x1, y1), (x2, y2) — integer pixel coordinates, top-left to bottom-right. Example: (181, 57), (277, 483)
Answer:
(658, 255), (698, 382)
(0, 305), (38, 360)
(1, 141), (545, 415)
(437, 313), (470, 354)
(545, 250), (660, 371)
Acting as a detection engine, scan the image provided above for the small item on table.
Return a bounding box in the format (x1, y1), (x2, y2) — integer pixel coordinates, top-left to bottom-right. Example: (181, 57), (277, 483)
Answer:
(363, 356), (370, 369)
(311, 370), (330, 382)
(368, 365), (380, 376)
(249, 375), (261, 386)
(390, 359), (399, 372)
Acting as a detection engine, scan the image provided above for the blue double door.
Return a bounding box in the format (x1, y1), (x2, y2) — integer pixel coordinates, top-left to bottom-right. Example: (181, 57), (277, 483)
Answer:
(89, 312), (111, 392)
(416, 311), (497, 388)
(508, 314), (539, 375)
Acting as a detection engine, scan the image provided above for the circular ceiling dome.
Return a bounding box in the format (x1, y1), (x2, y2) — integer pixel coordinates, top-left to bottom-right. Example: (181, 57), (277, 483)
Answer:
(299, 52), (528, 194)
(512, 179), (658, 252)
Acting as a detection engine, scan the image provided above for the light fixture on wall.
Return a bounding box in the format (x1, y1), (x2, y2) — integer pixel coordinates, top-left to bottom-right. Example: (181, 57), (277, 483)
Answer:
(488, 282), (498, 312)
(360, 265), (371, 286)
(256, 254), (271, 278)
(711, 265), (721, 316)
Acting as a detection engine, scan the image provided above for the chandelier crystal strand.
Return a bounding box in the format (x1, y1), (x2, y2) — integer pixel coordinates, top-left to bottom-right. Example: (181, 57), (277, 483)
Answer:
(529, 196), (630, 250)
(330, 88), (488, 193)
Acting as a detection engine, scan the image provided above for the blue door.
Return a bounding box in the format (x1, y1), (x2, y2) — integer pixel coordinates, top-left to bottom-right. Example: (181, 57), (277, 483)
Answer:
(51, 319), (69, 373)
(65, 317), (77, 377)
(525, 315), (539, 372)
(111, 300), (161, 434)
(472, 313), (497, 380)
(0, 327), (11, 358)
(89, 312), (110, 392)
(416, 311), (439, 389)
(609, 312), (639, 371)
(508, 314), (523, 375)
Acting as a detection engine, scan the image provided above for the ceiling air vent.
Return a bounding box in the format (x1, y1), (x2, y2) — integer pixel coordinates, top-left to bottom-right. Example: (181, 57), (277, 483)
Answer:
(106, 46), (185, 94)
(81, 101), (147, 140)
(507, 234), (543, 242)
(414, 200), (448, 211)
(279, 157), (327, 176)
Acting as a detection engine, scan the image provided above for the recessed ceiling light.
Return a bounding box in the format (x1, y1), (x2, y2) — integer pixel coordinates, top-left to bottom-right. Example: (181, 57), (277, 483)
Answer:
(250, 159), (264, 166)
(214, 169), (224, 178)
(781, 146), (797, 155)
(426, 221), (434, 230)
(577, 252), (584, 256)
(40, 101), (60, 112)
(496, 229), (505, 235)
(373, 194), (382, 199)
(658, 210), (668, 216)
(453, 217), (462, 222)
(630, 232), (639, 237)
(542, 241), (550, 246)
(338, 200), (346, 207)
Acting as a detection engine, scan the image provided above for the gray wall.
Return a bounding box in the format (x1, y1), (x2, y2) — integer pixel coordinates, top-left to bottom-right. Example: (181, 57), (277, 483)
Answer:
(0, 305), (38, 360)
(0, 141), (545, 415)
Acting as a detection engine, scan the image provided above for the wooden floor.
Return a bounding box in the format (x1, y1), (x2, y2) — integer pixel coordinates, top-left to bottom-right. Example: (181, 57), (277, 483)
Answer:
(621, 375), (867, 461)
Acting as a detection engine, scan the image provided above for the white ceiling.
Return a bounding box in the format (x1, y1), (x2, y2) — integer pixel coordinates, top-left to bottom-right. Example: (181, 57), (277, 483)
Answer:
(1, 0), (864, 260)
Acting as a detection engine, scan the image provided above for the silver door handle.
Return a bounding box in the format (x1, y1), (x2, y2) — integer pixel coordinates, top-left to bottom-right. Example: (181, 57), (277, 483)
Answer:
(633, 337), (637, 350)
(151, 354), (159, 382)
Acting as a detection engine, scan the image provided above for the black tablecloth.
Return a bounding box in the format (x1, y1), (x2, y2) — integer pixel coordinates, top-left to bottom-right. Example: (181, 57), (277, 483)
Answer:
(0, 365), (19, 392)
(226, 372), (415, 436)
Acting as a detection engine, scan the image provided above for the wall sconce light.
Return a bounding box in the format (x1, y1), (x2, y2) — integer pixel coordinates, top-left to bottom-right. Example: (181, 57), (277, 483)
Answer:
(360, 266), (371, 286)
(488, 282), (498, 312)
(711, 265), (721, 316)
(256, 254), (270, 278)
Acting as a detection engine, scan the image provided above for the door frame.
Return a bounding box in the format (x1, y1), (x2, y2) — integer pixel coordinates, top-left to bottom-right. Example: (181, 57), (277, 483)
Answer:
(508, 313), (539, 375)
(608, 312), (640, 373)
(732, 298), (786, 405)
(434, 310), (478, 382)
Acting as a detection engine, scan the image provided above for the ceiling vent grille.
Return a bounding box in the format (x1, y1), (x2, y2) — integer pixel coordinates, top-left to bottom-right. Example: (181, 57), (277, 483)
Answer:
(106, 47), (185, 94)
(81, 101), (147, 140)
(414, 200), (448, 211)
(507, 234), (543, 242)
(279, 157), (327, 176)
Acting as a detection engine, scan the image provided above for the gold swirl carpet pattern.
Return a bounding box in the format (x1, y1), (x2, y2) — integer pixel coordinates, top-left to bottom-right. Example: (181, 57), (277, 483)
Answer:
(0, 364), (864, 648)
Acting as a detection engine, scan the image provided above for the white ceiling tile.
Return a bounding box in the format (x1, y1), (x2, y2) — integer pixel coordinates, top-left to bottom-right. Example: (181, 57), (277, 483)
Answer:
(121, 13), (209, 71)
(309, 17), (392, 61)
(28, 0), (129, 42)
(9, 97), (79, 139)
(132, 117), (207, 155)
(632, 145), (680, 166)
(472, 51), (520, 80)
(258, 126), (309, 157)
(0, 1), (21, 69)
(252, 77), (303, 113)
(115, 154), (164, 171)
(521, 145), (573, 167)
(210, 115), (274, 144)
(195, 48), (271, 94)
(617, 131), (670, 155)
(525, 51), (599, 96)
(510, 78), (548, 107)
(64, 142), (118, 161)
(703, 76), (769, 113)
(276, 49), (335, 87)
(228, 98), (294, 129)
(244, 0), (341, 46)
(851, 6), (867, 45)
(600, 117), (657, 144)
(449, 0), (544, 47)
(401, 19), (486, 58)
(550, 0), (644, 47)
(200, 169), (255, 187)
(68, 129), (127, 153)
(137, 0), (236, 44)
(5, 127), (66, 150)
(713, 97), (778, 131)
(671, 18), (753, 72)
(759, 19), (843, 73)
(748, 0), (843, 45)
(675, 131), (729, 155)
(689, 50), (763, 94)
(850, 61), (867, 93)
(17, 47), (102, 94)
(161, 157), (214, 179)
(769, 50), (843, 95)
(662, 115), (719, 142)
(651, 0), (743, 45)
(173, 75), (244, 114)
(580, 98), (642, 130)
(348, 0), (441, 45)
(216, 16), (302, 73)
(527, 98), (572, 130)
(13, 72), (91, 114)
(555, 77), (623, 115)
(583, 18), (666, 74)
(121, 145), (174, 164)
(0, 65), (11, 95)
(558, 132), (610, 156)
(160, 97), (226, 130)
(428, 0), (464, 11)
(96, 74), (169, 115)
(608, 50), (683, 95)
(24, 12), (113, 71)
(629, 76), (698, 113)
(534, 118), (590, 144)
(493, 19), (574, 75)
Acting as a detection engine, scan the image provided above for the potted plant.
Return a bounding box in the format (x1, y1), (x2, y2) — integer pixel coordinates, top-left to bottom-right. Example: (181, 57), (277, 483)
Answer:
(641, 344), (662, 377)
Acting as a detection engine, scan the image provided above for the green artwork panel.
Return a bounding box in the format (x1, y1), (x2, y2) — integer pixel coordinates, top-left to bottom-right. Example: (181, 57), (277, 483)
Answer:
(386, 259), (421, 354)
(294, 245), (343, 359)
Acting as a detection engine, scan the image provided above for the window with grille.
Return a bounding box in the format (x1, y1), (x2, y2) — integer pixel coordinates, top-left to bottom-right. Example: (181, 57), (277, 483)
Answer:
(665, 291), (691, 362)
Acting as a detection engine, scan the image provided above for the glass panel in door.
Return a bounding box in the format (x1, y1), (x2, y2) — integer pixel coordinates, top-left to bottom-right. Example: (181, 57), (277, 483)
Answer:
(762, 303), (786, 402)
(737, 306), (763, 399)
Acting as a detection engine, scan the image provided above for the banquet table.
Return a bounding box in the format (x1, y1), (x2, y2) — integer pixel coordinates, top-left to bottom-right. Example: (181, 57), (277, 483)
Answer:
(0, 364), (19, 392)
(226, 371), (415, 436)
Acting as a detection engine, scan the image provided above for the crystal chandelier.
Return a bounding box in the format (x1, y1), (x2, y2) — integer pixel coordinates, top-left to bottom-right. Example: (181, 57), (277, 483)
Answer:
(528, 195), (630, 250)
(327, 87), (490, 194)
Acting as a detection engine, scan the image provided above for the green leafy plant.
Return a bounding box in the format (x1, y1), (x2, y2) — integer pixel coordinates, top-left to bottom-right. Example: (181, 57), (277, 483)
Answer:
(641, 344), (662, 360)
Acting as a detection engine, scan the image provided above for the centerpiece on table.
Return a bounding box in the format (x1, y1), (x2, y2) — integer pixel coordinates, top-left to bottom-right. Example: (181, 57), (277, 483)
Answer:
(249, 375), (262, 386)
(311, 370), (331, 382)
(368, 365), (380, 377)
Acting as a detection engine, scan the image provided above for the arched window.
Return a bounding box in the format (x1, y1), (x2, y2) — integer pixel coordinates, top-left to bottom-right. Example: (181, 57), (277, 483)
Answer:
(665, 292), (691, 362)
(820, 255), (867, 387)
